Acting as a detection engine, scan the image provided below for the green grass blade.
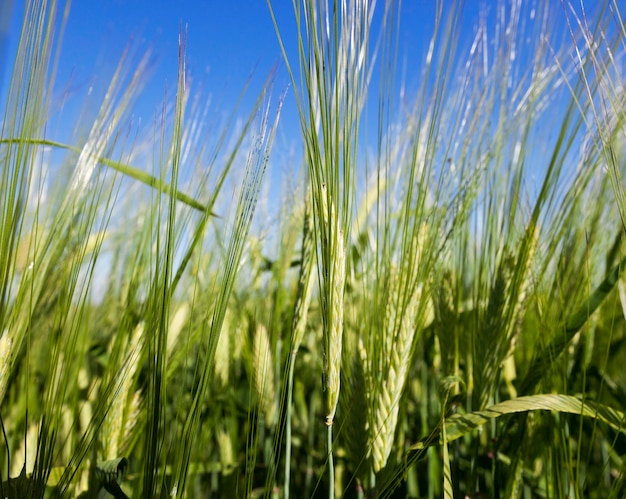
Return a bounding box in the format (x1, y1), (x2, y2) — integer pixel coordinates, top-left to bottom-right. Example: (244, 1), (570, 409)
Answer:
(0, 137), (213, 214)
(409, 394), (626, 452)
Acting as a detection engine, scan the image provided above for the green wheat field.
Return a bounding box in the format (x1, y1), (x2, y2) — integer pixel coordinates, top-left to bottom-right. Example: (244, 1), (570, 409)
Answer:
(1, 0), (626, 497)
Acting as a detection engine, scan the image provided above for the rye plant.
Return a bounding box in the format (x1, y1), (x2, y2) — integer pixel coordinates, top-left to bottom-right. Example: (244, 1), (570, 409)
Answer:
(2, 0), (626, 498)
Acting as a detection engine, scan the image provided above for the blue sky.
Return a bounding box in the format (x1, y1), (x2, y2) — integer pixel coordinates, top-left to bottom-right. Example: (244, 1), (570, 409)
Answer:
(0, 0), (618, 200)
(0, 1), (479, 137)
(2, 1), (615, 125)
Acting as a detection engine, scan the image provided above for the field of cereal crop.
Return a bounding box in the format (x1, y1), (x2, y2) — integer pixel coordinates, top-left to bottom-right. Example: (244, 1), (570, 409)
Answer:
(1, 1), (626, 497)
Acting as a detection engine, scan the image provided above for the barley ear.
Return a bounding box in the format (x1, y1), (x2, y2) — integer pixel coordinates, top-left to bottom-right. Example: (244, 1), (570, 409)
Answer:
(0, 329), (13, 400)
(101, 321), (144, 460)
(217, 428), (236, 473)
(120, 390), (142, 454)
(510, 223), (539, 333)
(215, 308), (233, 386)
(325, 231), (345, 426)
(370, 267), (422, 473)
(292, 196), (316, 354)
(167, 302), (189, 358)
(253, 323), (276, 426)
(338, 327), (369, 478)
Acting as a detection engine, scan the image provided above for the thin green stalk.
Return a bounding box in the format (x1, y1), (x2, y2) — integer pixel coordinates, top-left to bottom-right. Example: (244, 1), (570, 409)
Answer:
(327, 423), (335, 499)
(284, 196), (315, 498)
(283, 350), (297, 499)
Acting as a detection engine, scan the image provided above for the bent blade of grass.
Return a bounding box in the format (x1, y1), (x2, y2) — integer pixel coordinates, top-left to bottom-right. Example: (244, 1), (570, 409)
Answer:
(0, 137), (214, 215)
(409, 394), (626, 450)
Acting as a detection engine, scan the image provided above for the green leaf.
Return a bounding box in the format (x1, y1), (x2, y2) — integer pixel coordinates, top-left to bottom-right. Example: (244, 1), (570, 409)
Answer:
(0, 137), (215, 214)
(410, 394), (626, 451)
(1, 466), (35, 499)
(96, 458), (130, 499)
